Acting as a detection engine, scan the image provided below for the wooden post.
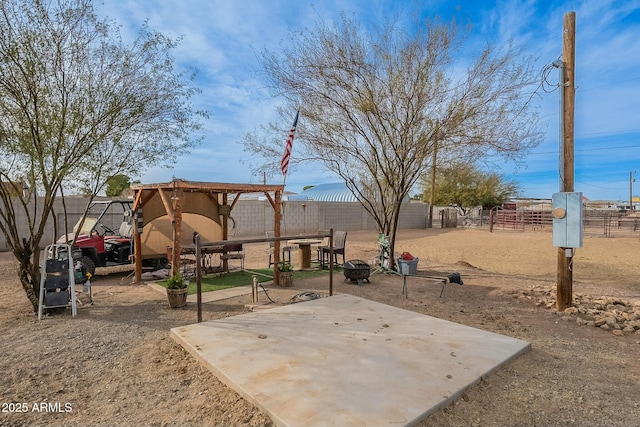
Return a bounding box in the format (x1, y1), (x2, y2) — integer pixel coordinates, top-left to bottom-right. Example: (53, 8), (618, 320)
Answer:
(133, 201), (143, 283)
(329, 228), (334, 296)
(196, 233), (202, 323)
(557, 11), (576, 310)
(273, 189), (281, 286)
(221, 193), (229, 272)
(172, 187), (184, 276)
(563, 12), (575, 192)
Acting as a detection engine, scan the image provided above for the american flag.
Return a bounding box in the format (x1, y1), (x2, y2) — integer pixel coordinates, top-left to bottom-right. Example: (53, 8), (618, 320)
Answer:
(280, 109), (299, 176)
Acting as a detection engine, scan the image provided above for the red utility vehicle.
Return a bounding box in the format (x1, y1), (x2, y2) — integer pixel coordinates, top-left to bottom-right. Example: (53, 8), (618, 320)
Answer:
(56, 200), (144, 276)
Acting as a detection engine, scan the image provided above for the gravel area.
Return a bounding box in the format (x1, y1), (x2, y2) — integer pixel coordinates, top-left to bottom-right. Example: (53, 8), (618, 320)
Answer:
(1, 228), (639, 427)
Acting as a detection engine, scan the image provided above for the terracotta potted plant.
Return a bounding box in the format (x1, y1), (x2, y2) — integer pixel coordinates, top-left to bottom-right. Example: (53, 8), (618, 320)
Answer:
(276, 261), (293, 287)
(166, 272), (188, 308)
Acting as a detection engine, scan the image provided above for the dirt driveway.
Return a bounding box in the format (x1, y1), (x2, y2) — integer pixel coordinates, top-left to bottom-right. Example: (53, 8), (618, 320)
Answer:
(1, 228), (639, 427)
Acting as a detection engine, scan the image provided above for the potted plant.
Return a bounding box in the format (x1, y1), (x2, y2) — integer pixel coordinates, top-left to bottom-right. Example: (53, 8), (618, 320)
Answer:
(166, 271), (188, 308)
(276, 261), (294, 287)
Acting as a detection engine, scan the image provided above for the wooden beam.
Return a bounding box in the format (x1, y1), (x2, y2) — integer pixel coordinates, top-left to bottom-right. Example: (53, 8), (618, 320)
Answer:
(132, 189), (143, 212)
(131, 180), (284, 193)
(263, 192), (275, 210)
(157, 188), (175, 223)
(229, 193), (240, 212)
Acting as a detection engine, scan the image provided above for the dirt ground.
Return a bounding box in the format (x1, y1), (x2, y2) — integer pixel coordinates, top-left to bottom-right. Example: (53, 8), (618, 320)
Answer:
(1, 227), (639, 427)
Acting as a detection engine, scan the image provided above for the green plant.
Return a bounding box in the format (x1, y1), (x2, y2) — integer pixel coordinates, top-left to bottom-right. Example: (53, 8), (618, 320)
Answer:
(158, 270), (272, 295)
(166, 272), (187, 289)
(276, 261), (292, 272)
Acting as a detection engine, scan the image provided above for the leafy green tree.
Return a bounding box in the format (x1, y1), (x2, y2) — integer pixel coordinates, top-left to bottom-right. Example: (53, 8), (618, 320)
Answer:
(421, 163), (519, 213)
(0, 0), (206, 310)
(106, 175), (131, 198)
(244, 13), (542, 268)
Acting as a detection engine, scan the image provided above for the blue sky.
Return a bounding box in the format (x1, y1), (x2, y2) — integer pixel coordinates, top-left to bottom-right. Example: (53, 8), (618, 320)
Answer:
(95, 0), (640, 202)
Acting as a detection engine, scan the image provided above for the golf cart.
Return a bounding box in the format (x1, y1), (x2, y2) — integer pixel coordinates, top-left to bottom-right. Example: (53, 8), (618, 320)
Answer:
(56, 199), (137, 276)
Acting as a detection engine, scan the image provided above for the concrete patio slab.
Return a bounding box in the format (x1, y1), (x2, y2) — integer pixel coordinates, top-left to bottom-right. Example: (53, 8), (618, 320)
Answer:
(171, 294), (531, 427)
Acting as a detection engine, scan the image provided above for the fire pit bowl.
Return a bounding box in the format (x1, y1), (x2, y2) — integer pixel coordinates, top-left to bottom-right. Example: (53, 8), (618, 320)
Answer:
(343, 259), (371, 285)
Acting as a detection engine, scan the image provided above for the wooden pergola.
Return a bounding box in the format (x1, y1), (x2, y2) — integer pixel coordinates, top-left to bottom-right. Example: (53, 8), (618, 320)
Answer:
(130, 179), (284, 283)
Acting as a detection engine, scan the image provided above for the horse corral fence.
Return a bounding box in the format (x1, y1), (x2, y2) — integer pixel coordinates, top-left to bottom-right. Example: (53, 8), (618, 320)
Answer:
(488, 204), (640, 237)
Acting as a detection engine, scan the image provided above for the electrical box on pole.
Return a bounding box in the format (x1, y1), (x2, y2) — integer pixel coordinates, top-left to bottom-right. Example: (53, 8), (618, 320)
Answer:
(552, 192), (583, 249)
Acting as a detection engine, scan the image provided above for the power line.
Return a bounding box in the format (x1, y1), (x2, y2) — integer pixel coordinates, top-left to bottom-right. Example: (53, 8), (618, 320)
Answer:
(578, 75), (640, 92)
(575, 181), (627, 190)
(575, 128), (640, 138)
(576, 144), (640, 152)
(527, 143), (640, 155)
(541, 54), (563, 93)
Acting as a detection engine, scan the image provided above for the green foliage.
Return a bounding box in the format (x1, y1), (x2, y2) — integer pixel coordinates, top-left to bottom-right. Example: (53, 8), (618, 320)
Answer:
(166, 272), (187, 289)
(0, 0), (206, 310)
(106, 175), (131, 197)
(421, 163), (519, 211)
(276, 261), (293, 272)
(160, 272), (250, 294)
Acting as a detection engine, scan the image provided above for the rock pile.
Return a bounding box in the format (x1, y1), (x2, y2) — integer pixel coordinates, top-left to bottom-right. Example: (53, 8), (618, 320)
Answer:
(514, 286), (640, 336)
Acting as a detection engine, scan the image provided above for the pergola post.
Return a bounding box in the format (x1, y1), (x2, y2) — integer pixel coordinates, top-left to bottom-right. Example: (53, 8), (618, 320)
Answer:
(171, 187), (183, 276)
(273, 189), (282, 286)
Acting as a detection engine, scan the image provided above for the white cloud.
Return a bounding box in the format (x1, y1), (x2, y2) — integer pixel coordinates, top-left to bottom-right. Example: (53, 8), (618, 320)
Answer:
(93, 0), (640, 199)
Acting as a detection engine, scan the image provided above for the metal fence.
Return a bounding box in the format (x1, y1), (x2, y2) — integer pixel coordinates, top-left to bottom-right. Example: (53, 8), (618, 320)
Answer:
(583, 209), (640, 238)
(488, 204), (640, 237)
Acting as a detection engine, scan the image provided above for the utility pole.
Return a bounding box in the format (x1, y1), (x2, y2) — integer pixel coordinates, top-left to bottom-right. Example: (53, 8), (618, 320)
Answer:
(428, 120), (441, 229)
(557, 11), (576, 310)
(630, 171), (635, 212)
(428, 138), (438, 228)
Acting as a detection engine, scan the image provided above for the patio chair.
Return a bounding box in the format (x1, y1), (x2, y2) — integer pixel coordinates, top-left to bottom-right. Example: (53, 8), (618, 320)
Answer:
(220, 242), (245, 272)
(320, 230), (347, 268)
(266, 231), (293, 267)
(313, 230), (330, 263)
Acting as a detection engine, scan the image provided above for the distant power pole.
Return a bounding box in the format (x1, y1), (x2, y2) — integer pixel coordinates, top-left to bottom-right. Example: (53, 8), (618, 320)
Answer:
(630, 171), (635, 211)
(428, 138), (438, 228)
(557, 11), (576, 310)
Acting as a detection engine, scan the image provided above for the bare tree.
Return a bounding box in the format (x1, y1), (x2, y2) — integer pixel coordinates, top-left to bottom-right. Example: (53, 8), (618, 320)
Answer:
(245, 13), (543, 268)
(0, 0), (206, 310)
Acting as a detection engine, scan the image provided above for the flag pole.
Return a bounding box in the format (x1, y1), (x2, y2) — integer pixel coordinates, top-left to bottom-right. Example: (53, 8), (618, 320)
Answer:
(280, 108), (300, 190)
